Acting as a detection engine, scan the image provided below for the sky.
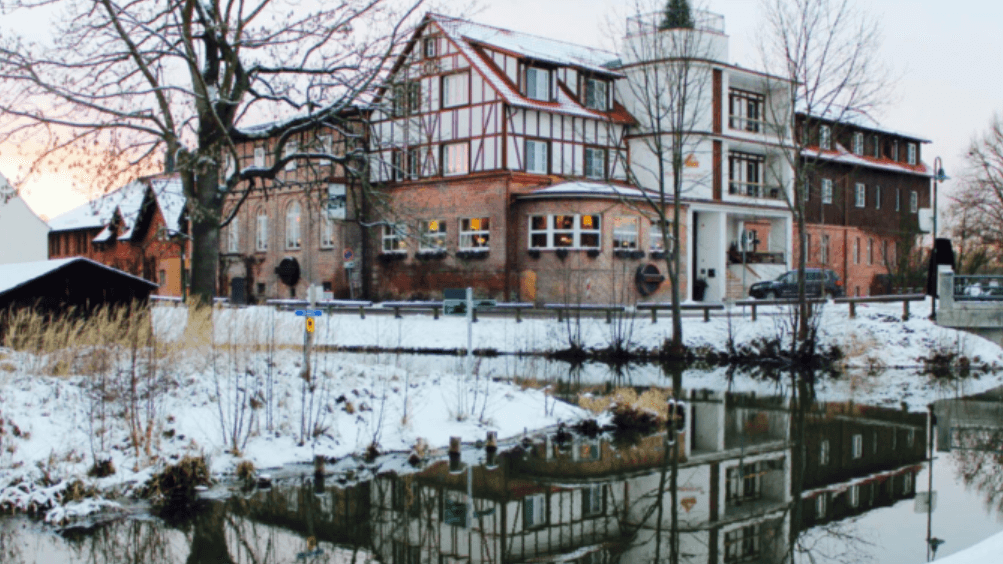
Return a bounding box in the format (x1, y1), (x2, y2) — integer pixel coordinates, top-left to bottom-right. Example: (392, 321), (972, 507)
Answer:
(1, 0), (999, 221)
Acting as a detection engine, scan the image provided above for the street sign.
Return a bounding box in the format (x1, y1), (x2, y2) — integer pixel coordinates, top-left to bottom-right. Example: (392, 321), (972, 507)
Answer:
(344, 261), (355, 269)
(306, 317), (315, 333)
(343, 248), (354, 261)
(295, 310), (323, 317)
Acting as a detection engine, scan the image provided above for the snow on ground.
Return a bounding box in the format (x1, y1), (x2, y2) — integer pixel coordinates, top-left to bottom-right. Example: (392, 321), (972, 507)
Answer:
(152, 297), (1003, 369)
(919, 530), (1003, 564)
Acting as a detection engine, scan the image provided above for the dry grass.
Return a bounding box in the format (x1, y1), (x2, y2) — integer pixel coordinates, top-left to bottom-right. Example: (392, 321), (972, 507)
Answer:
(578, 387), (670, 416)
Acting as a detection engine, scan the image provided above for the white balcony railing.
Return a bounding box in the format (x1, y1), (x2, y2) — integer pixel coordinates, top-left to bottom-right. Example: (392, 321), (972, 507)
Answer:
(728, 181), (783, 200)
(626, 9), (725, 37)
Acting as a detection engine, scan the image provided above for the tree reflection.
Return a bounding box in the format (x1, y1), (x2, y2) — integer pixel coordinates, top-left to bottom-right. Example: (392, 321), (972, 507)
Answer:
(953, 429), (1003, 515)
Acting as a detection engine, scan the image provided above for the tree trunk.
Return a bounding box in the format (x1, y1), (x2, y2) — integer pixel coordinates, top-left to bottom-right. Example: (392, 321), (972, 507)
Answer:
(190, 171), (222, 306)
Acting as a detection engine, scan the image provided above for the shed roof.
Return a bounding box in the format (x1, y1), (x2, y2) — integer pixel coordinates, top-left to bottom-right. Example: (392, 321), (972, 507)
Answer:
(0, 257), (156, 300)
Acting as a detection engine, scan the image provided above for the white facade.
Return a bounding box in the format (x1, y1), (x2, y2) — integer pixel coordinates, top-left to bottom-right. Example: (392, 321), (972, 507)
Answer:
(0, 173), (49, 265)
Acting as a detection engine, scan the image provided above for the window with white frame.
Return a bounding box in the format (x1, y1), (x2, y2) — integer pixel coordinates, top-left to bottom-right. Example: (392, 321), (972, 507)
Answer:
(525, 140), (548, 174)
(849, 485), (860, 508)
(382, 223), (407, 252)
(459, 217), (490, 250)
(875, 185), (881, 209)
(256, 211), (268, 251)
(327, 183), (347, 220)
(423, 36), (436, 58)
(815, 494), (827, 519)
(442, 72), (469, 108)
(867, 238), (873, 265)
(419, 219), (447, 251)
(582, 485), (603, 517)
(853, 132), (864, 155)
(822, 178), (833, 204)
(321, 214), (334, 249)
(584, 78), (607, 111)
(525, 67), (550, 101)
(524, 494), (546, 529)
(227, 215), (239, 253)
(285, 201), (302, 249)
(254, 147), (265, 168)
(528, 214), (601, 249)
(907, 143), (917, 165)
(442, 142), (469, 176)
(820, 125), (832, 150)
(872, 134), (880, 158)
(649, 220), (672, 254)
(612, 216), (639, 249)
(855, 183), (866, 207)
(820, 440), (830, 465)
(852, 434), (863, 459)
(853, 238), (860, 264)
(724, 524), (761, 563)
(584, 147), (607, 180)
(284, 140), (298, 171)
(910, 191), (918, 213)
(821, 235), (830, 264)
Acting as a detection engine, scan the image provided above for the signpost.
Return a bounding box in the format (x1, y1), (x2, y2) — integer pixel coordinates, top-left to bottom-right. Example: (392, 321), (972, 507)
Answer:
(296, 288), (323, 391)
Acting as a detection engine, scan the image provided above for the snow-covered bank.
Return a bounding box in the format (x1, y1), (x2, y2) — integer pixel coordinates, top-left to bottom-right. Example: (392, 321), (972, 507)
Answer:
(152, 298), (1003, 369)
(922, 529), (1003, 564)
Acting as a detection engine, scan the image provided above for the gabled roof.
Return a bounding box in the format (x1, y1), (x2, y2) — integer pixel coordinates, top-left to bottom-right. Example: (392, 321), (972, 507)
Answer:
(0, 257), (156, 298)
(423, 14), (634, 124)
(47, 175), (186, 240)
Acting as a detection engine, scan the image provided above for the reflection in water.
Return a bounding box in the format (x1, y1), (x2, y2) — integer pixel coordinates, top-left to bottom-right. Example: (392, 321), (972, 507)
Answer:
(0, 366), (931, 564)
(935, 388), (1003, 516)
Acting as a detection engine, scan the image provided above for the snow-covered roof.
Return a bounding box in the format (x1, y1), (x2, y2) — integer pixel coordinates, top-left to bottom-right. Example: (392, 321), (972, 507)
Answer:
(798, 110), (931, 143)
(47, 175), (186, 239)
(0, 257), (156, 298)
(518, 181), (663, 200)
(802, 142), (932, 177)
(428, 15), (634, 124)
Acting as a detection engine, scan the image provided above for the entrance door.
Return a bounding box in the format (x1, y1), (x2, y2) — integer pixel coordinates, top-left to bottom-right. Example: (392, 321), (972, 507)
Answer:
(230, 277), (246, 305)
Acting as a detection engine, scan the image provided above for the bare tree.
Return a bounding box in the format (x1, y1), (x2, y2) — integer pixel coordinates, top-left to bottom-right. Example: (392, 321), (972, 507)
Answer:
(0, 0), (424, 304)
(947, 114), (1003, 273)
(758, 0), (891, 345)
(609, 0), (716, 356)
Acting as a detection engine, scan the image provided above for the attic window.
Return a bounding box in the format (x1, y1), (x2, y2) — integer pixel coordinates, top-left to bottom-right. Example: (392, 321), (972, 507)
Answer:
(423, 37), (437, 59)
(525, 67), (550, 101)
(584, 78), (608, 111)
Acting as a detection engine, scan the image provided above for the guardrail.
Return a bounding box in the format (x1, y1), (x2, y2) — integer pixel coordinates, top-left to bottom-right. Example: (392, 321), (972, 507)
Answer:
(834, 294), (926, 320)
(637, 302), (725, 323)
(953, 275), (1003, 301)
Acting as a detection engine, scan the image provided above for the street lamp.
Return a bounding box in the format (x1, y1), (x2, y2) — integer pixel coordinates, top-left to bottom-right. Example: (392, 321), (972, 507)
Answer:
(930, 157), (949, 320)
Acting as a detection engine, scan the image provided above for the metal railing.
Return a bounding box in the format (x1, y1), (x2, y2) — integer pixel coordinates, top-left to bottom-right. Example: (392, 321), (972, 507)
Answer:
(625, 9), (725, 37)
(728, 182), (783, 200)
(953, 275), (1003, 301)
(728, 116), (786, 136)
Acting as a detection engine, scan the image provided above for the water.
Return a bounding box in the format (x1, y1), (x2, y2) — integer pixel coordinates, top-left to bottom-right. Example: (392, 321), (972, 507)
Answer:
(2, 359), (1002, 564)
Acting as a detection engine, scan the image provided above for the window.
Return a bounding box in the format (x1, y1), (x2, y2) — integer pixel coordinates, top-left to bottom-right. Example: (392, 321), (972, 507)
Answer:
(853, 238), (860, 264)
(459, 217), (490, 250)
(821, 235), (830, 264)
(849, 485), (860, 508)
(584, 147), (607, 180)
(419, 219), (447, 251)
(910, 191), (918, 213)
(908, 429), (916, 447)
(318, 134), (333, 156)
(649, 221), (672, 253)
(724, 524), (761, 563)
(256, 282), (265, 295)
(872, 134), (880, 158)
(392, 541), (420, 564)
(442, 72), (469, 108)
(158, 270), (166, 286)
(577, 440), (601, 461)
(821, 178), (833, 204)
(612, 216), (639, 249)
(227, 215), (239, 253)
(726, 463), (762, 504)
(382, 223), (407, 252)
(528, 214), (601, 249)
(582, 485), (604, 517)
(907, 143), (917, 165)
(729, 88), (764, 132)
(394, 148), (420, 180)
(524, 494), (546, 529)
(904, 472), (913, 494)
(875, 185), (881, 209)
(321, 214), (334, 249)
(852, 434), (863, 459)
(284, 140), (298, 171)
(285, 202), (302, 249)
(255, 211), (268, 251)
(525, 67), (550, 101)
(442, 142), (469, 176)
(815, 494), (827, 519)
(855, 183), (866, 207)
(819, 125), (831, 150)
(882, 240), (888, 263)
(254, 147), (265, 168)
(423, 36), (436, 58)
(393, 80), (421, 116)
(525, 140), (548, 174)
(867, 238), (873, 265)
(820, 440), (830, 466)
(853, 132), (864, 155)
(584, 78), (607, 111)
(392, 478), (420, 516)
(443, 490), (466, 527)
(729, 152), (769, 197)
(327, 183), (347, 220)
(896, 188), (901, 211)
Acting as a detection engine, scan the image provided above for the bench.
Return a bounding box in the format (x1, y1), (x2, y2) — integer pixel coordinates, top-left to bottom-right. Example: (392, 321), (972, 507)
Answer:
(834, 294), (926, 320)
(544, 303), (626, 324)
(637, 302), (725, 323)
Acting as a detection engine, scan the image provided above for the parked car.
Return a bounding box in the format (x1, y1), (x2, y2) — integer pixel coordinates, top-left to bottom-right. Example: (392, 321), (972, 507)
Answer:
(749, 269), (845, 299)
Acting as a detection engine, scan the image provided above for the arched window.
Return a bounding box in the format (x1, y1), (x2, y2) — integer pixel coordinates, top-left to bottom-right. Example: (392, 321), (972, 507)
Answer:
(255, 208), (268, 251)
(286, 201), (301, 249)
(227, 214), (239, 253)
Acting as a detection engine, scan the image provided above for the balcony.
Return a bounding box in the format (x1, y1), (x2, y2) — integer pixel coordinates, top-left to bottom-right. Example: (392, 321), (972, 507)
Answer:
(728, 181), (783, 200)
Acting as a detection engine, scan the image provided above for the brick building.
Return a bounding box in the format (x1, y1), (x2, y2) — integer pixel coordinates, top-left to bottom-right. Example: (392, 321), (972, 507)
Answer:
(796, 115), (932, 296)
(47, 175), (188, 296)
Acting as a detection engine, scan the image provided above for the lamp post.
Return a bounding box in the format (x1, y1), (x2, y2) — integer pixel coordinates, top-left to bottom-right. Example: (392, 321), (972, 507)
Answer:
(930, 157), (949, 320)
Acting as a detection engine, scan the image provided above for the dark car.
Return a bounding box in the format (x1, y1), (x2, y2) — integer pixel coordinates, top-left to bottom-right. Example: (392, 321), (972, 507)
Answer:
(749, 268), (845, 299)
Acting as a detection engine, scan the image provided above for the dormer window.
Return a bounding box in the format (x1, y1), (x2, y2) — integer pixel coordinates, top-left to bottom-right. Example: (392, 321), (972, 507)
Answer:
(819, 125), (831, 150)
(907, 143), (917, 165)
(872, 135), (880, 158)
(584, 78), (608, 111)
(525, 67), (550, 101)
(423, 37), (437, 59)
(852, 132), (864, 155)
